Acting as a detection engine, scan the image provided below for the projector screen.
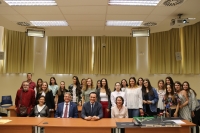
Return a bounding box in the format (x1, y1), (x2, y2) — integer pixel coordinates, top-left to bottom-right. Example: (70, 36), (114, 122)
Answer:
(132, 30), (150, 37)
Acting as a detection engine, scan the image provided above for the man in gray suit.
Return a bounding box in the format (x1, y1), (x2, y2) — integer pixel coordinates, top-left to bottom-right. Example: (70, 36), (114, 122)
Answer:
(81, 92), (103, 120)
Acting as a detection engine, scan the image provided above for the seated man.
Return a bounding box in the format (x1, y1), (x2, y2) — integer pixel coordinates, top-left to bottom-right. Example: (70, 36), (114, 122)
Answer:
(81, 92), (103, 120)
(55, 92), (78, 118)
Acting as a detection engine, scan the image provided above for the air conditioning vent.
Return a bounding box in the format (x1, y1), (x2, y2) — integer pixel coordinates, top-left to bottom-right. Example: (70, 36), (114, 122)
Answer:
(142, 22), (157, 27)
(17, 22), (30, 26)
(163, 0), (184, 6)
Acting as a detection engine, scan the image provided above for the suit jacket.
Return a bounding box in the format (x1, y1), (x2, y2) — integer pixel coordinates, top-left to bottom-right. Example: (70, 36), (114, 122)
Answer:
(36, 90), (55, 110)
(55, 101), (78, 118)
(81, 101), (103, 119)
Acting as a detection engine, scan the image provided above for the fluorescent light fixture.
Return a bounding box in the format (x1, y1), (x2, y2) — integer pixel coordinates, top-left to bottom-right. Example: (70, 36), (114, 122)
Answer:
(4, 0), (57, 6)
(30, 21), (68, 26)
(27, 29), (45, 38)
(132, 28), (150, 37)
(109, 0), (161, 6)
(188, 18), (196, 20)
(106, 21), (143, 26)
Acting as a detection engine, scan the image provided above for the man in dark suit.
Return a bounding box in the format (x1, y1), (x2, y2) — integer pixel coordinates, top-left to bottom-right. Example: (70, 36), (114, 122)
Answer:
(81, 92), (103, 120)
(55, 92), (78, 118)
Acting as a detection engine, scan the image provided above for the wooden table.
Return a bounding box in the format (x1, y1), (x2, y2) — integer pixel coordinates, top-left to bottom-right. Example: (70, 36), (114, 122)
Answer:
(38, 118), (116, 133)
(115, 118), (195, 133)
(0, 117), (45, 133)
(7, 105), (82, 118)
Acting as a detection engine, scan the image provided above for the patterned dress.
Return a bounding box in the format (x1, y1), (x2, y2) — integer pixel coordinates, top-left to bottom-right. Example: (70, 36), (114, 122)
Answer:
(178, 93), (191, 121)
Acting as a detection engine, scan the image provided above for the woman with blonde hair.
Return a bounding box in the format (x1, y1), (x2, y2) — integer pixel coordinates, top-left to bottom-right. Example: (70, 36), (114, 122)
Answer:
(82, 78), (96, 103)
(36, 81), (55, 111)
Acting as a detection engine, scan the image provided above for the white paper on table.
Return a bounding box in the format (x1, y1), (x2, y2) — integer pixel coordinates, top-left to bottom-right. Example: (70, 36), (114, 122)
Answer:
(164, 120), (186, 124)
(0, 119), (12, 124)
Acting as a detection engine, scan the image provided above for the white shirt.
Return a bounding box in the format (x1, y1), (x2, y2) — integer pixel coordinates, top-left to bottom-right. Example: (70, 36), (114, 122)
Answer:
(121, 87), (128, 92)
(41, 91), (46, 97)
(110, 91), (125, 107)
(62, 102), (70, 118)
(100, 92), (108, 101)
(72, 86), (76, 102)
(157, 89), (166, 110)
(37, 105), (45, 117)
(125, 87), (143, 109)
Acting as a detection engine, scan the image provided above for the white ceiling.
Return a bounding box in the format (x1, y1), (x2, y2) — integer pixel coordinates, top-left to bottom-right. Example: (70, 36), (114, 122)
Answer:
(0, 0), (200, 36)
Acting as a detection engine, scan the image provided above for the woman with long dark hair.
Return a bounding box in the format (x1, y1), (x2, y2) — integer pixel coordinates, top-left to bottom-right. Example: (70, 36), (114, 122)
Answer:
(142, 79), (158, 116)
(163, 84), (179, 117)
(174, 81), (191, 121)
(96, 80), (101, 90)
(125, 77), (143, 118)
(49, 77), (59, 98)
(68, 76), (82, 105)
(34, 78), (43, 98)
(96, 78), (111, 118)
(182, 81), (200, 133)
(55, 81), (68, 110)
(121, 79), (128, 92)
(137, 77), (144, 87)
(165, 76), (174, 87)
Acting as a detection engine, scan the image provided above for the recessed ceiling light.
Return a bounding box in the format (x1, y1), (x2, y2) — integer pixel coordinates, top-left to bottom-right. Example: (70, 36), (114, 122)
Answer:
(30, 21), (68, 26)
(3, 0), (57, 6)
(109, 0), (161, 6)
(106, 21), (143, 26)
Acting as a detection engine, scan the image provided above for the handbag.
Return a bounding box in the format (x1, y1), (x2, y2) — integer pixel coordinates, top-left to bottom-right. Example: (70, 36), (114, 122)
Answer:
(18, 90), (28, 116)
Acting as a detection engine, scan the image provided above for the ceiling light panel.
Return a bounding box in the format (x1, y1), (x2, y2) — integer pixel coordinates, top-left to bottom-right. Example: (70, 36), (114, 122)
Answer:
(109, 0), (161, 6)
(106, 21), (143, 26)
(30, 21), (68, 26)
(4, 0), (57, 6)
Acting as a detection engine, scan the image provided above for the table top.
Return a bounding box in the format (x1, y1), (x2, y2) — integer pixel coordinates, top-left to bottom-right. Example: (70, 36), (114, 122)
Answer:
(0, 117), (45, 126)
(38, 118), (116, 128)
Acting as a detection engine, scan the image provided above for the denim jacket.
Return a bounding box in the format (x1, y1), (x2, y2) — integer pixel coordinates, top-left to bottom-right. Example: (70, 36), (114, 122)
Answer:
(142, 88), (159, 112)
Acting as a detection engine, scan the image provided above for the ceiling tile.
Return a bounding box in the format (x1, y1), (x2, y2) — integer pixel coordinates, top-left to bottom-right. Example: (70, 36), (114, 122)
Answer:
(59, 6), (107, 14)
(64, 15), (105, 21)
(12, 7), (62, 15)
(1, 15), (27, 21)
(106, 15), (147, 21)
(68, 21), (105, 26)
(56, 0), (108, 6)
(107, 6), (155, 14)
(145, 15), (168, 21)
(0, 7), (18, 14)
(71, 27), (104, 30)
(105, 26), (132, 31)
(45, 26), (71, 30)
(151, 7), (178, 15)
(23, 15), (65, 21)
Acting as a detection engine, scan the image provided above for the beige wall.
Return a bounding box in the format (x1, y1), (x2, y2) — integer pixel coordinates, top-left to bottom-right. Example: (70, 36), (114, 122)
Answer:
(0, 36), (200, 105)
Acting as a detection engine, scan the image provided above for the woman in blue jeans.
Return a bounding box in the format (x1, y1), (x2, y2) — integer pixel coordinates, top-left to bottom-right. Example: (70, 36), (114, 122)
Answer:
(142, 78), (158, 116)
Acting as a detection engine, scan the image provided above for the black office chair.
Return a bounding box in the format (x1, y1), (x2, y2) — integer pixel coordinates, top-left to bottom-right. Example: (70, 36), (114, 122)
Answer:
(0, 95), (13, 108)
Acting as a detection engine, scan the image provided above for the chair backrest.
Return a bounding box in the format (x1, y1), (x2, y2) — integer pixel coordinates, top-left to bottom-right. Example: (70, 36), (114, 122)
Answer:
(1, 95), (12, 106)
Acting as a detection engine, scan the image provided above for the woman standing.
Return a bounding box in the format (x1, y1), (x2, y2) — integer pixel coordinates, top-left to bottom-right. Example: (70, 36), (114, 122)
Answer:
(68, 76), (82, 105)
(165, 76), (174, 87)
(82, 78), (96, 103)
(174, 81), (191, 121)
(48, 77), (59, 99)
(111, 82), (125, 107)
(121, 79), (128, 92)
(182, 81), (200, 133)
(29, 95), (50, 117)
(55, 81), (68, 109)
(142, 79), (158, 116)
(96, 80), (101, 90)
(163, 84), (179, 117)
(36, 81), (55, 111)
(80, 78), (87, 91)
(96, 78), (111, 118)
(34, 78), (43, 98)
(137, 77), (144, 88)
(125, 77), (143, 118)
(156, 80), (166, 113)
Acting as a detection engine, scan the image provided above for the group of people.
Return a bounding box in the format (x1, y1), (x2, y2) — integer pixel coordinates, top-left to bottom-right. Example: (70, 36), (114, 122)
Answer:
(14, 74), (200, 132)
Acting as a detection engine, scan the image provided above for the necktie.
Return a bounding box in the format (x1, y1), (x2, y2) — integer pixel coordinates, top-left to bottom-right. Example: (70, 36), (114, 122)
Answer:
(64, 104), (68, 118)
(91, 103), (94, 112)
